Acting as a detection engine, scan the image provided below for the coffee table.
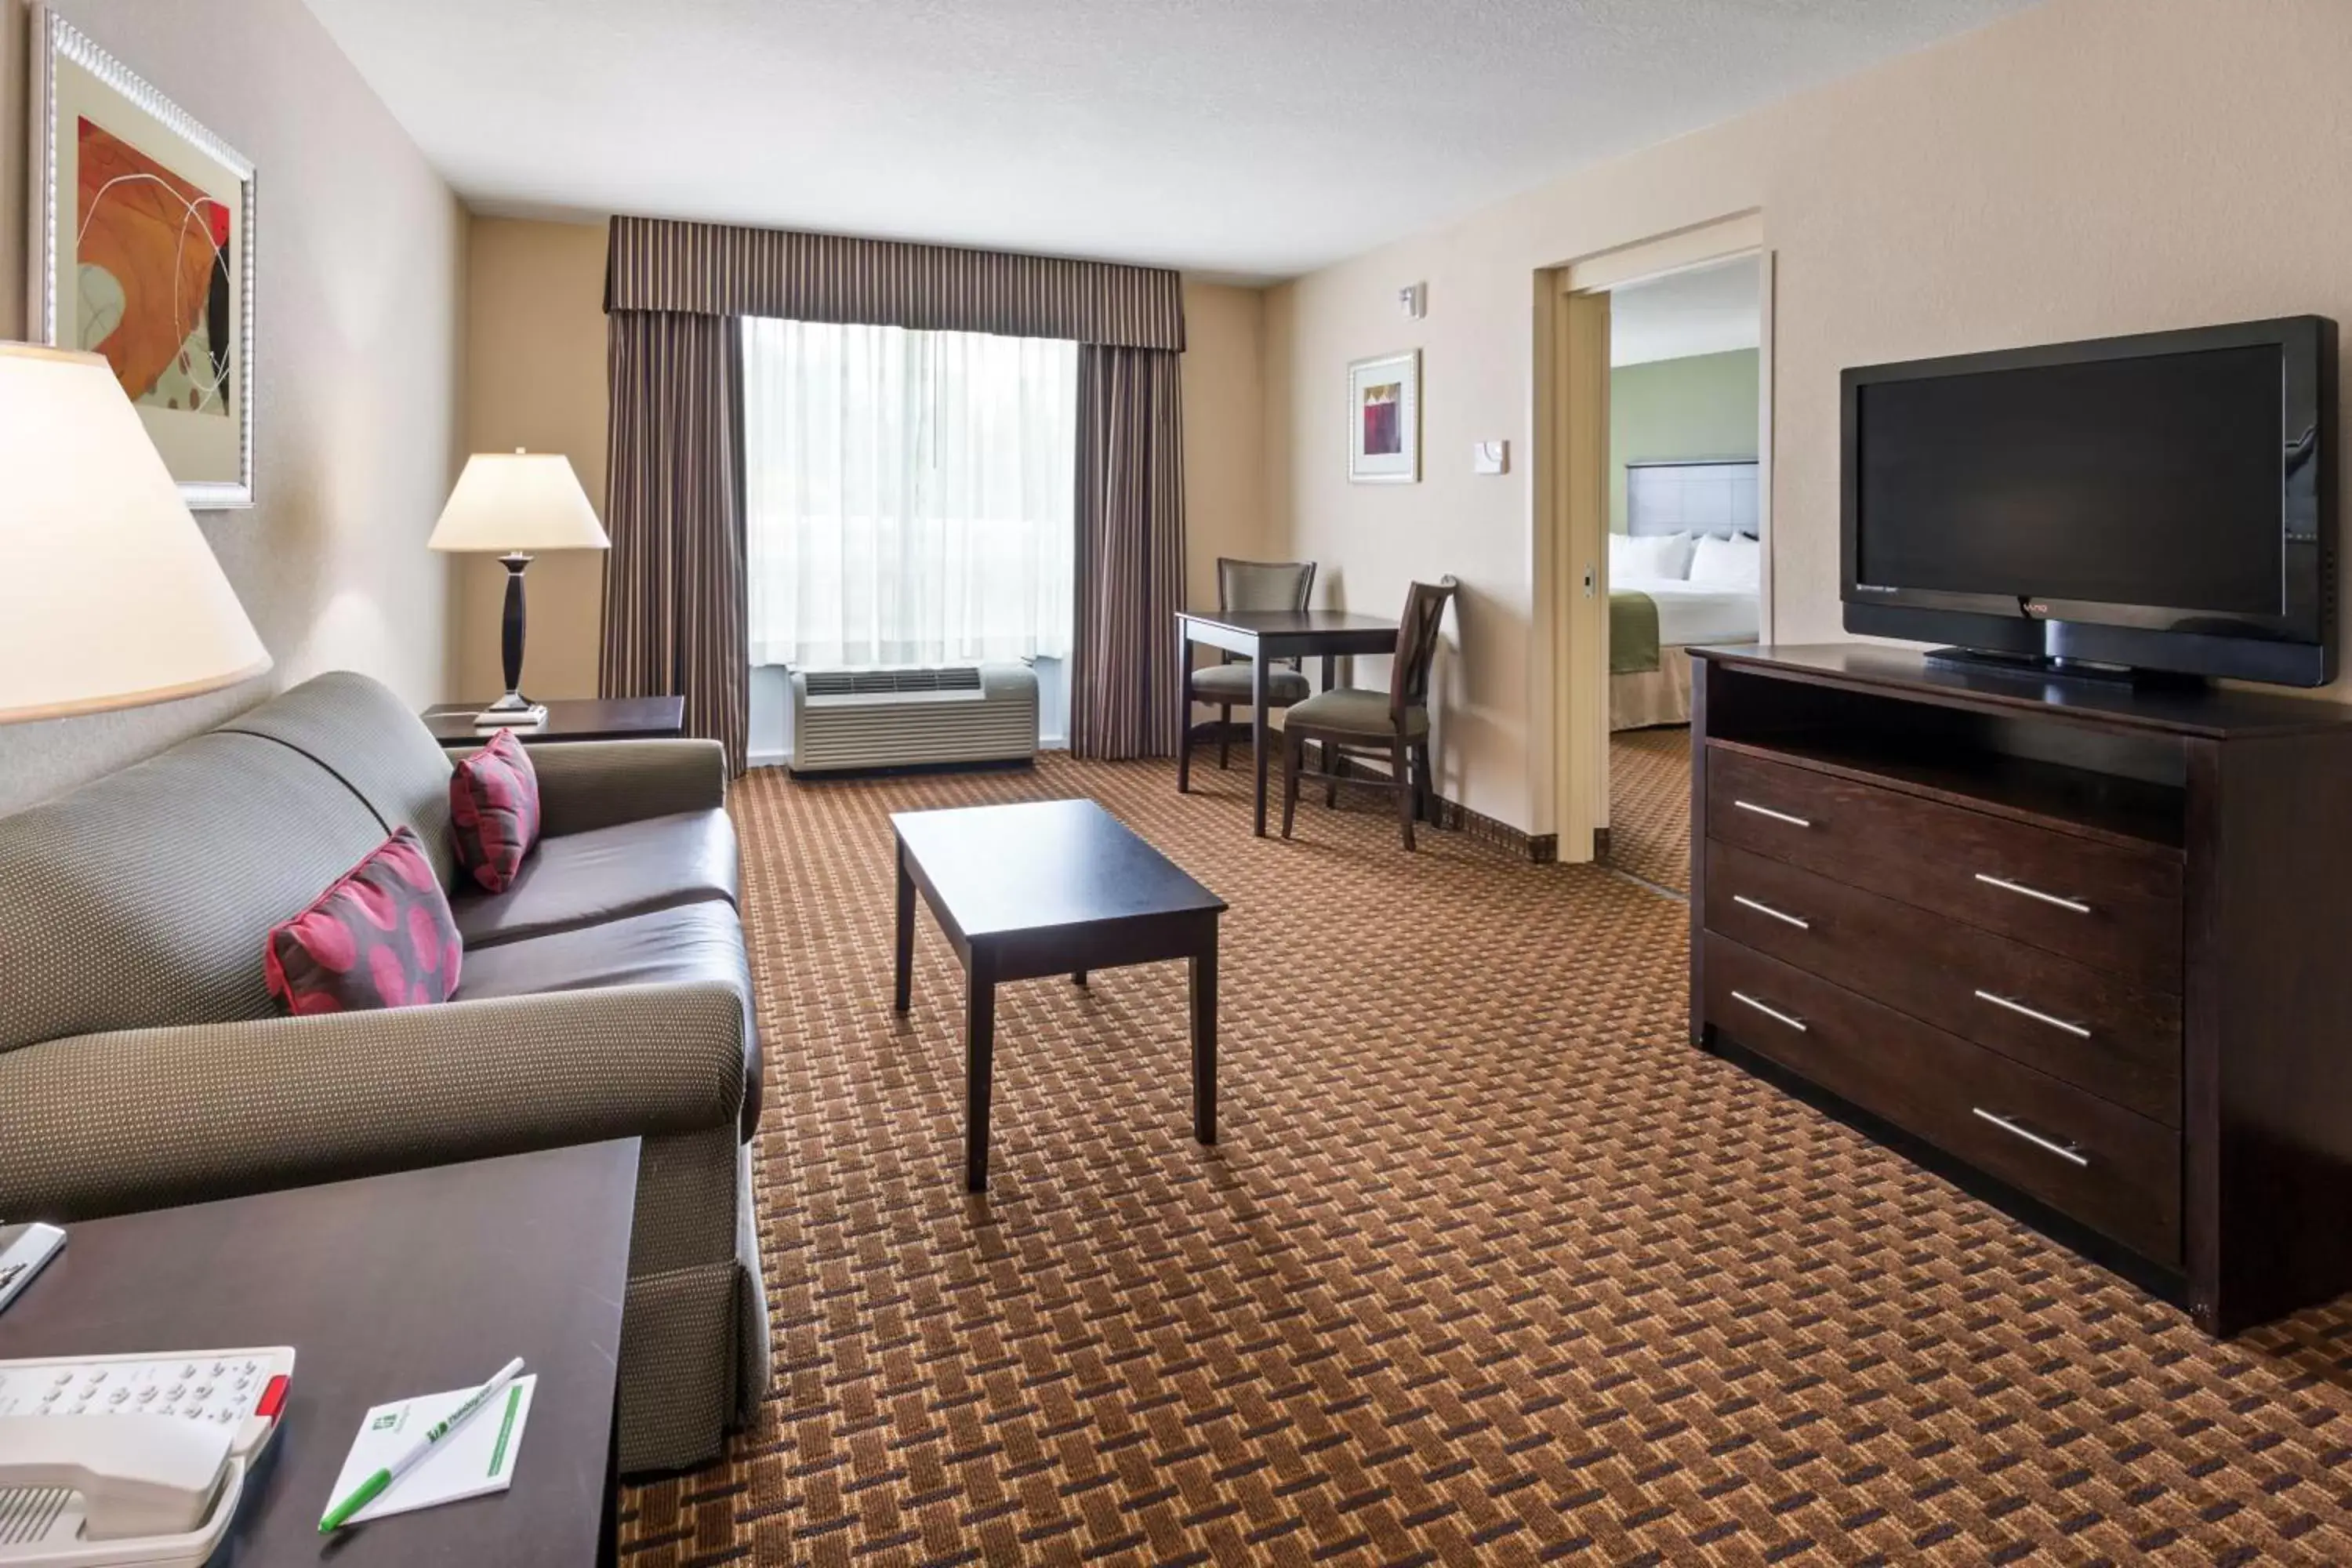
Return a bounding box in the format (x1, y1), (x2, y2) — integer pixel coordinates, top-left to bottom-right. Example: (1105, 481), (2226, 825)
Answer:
(0, 1141), (639, 1566)
(891, 799), (1227, 1191)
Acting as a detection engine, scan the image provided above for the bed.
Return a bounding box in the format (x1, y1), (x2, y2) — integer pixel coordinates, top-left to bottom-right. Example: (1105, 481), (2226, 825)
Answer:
(1609, 459), (1760, 730)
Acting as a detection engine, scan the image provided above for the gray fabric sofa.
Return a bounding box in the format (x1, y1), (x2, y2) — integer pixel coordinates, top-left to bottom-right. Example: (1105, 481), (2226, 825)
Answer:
(0, 672), (768, 1475)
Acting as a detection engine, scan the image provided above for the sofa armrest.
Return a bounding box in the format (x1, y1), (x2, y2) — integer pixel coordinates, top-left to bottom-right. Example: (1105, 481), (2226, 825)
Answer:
(0, 982), (746, 1224)
(528, 739), (728, 837)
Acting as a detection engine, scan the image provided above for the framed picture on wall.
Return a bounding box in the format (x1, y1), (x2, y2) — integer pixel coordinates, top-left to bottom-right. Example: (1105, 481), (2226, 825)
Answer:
(27, 6), (257, 509)
(1347, 349), (1420, 484)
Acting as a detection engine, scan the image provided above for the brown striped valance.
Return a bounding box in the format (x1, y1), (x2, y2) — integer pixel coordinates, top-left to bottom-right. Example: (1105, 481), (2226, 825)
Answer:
(604, 216), (1185, 352)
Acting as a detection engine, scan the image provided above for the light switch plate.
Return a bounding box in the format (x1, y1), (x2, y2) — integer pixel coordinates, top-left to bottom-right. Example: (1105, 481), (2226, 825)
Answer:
(1472, 440), (1508, 475)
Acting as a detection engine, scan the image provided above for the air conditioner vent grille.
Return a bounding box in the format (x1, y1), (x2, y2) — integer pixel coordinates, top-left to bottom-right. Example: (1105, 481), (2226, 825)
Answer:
(789, 662), (1037, 771)
(802, 666), (984, 698)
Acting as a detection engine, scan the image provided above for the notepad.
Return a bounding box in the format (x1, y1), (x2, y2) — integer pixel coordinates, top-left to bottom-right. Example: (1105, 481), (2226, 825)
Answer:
(326, 1374), (538, 1523)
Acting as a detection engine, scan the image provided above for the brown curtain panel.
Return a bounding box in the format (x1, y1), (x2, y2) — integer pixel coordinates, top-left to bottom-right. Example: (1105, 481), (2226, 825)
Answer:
(606, 216), (1185, 350)
(1070, 346), (1186, 760)
(601, 310), (749, 774)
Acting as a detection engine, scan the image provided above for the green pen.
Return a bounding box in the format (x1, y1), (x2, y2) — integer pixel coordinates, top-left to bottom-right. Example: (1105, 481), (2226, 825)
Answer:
(320, 1356), (526, 1533)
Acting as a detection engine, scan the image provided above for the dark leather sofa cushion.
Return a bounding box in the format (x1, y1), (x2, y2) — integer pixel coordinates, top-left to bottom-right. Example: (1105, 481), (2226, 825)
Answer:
(456, 899), (762, 1141)
(450, 811), (739, 950)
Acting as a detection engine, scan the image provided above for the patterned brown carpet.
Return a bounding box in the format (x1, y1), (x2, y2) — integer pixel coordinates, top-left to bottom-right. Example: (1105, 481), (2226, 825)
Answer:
(1606, 728), (1692, 898)
(622, 753), (2352, 1566)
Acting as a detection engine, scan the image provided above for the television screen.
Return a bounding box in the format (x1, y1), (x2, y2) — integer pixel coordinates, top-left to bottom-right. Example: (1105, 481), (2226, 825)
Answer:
(1853, 345), (2289, 617)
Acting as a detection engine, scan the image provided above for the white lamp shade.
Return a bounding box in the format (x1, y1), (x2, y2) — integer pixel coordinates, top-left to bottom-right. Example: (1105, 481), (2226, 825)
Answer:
(427, 452), (609, 554)
(0, 343), (270, 725)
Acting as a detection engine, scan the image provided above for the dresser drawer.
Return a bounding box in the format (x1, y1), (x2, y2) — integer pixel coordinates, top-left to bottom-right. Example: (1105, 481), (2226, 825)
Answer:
(1704, 841), (2182, 1125)
(1705, 744), (2183, 990)
(1703, 933), (2181, 1264)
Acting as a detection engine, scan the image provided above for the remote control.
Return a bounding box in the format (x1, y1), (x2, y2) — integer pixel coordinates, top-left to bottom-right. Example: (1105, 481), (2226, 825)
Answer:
(0, 1222), (64, 1316)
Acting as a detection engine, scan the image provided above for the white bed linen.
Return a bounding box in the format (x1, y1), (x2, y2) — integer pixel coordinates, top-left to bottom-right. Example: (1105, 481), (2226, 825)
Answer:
(1613, 575), (1759, 646)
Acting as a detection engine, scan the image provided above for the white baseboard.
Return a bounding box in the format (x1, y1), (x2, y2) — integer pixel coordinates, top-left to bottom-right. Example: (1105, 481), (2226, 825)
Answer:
(746, 739), (1062, 773)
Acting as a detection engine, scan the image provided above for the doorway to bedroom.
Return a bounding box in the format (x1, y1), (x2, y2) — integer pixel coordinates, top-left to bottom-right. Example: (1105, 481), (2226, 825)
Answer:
(1597, 252), (1764, 894)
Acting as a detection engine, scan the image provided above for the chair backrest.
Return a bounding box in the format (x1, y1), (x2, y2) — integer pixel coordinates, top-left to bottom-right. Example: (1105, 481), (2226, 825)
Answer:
(1391, 576), (1461, 724)
(1217, 558), (1316, 615)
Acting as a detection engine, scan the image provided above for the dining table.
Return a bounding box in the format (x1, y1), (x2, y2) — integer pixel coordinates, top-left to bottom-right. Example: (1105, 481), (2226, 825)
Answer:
(1175, 608), (1402, 836)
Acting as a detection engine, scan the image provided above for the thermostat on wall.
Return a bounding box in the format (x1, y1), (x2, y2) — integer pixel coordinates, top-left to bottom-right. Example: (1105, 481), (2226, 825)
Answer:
(1472, 441), (1508, 475)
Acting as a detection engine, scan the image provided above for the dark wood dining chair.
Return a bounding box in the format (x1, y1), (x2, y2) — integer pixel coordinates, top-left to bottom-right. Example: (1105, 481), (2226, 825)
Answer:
(1279, 575), (1458, 851)
(1178, 558), (1316, 793)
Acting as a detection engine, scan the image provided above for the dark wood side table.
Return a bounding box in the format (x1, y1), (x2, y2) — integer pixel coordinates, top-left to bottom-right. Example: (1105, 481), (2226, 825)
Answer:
(1175, 610), (1399, 835)
(891, 799), (1227, 1192)
(422, 697), (686, 748)
(0, 1142), (640, 1566)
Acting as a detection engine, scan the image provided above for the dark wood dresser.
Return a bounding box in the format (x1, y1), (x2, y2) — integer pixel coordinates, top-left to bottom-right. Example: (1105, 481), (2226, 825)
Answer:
(1690, 644), (2352, 1334)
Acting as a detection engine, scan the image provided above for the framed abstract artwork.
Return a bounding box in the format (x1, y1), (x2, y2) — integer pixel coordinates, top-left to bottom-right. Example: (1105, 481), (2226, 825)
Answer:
(27, 7), (256, 508)
(1347, 349), (1419, 484)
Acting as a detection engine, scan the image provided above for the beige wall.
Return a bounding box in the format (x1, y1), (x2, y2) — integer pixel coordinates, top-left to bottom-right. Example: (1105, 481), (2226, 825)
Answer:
(0, 0), (463, 815)
(454, 216), (611, 701)
(1179, 281), (1269, 608)
(1266, 0), (2352, 835)
(1610, 349), (1759, 532)
(453, 233), (1273, 697)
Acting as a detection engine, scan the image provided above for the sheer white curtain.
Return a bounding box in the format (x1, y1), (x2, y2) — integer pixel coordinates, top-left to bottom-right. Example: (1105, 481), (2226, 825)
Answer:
(742, 318), (1078, 669)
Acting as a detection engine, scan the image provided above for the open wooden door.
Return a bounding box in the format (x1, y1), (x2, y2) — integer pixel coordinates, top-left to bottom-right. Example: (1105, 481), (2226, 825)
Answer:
(1539, 212), (1769, 865)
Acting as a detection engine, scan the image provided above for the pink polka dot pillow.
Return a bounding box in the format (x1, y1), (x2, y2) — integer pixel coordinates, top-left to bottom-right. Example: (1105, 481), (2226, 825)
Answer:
(264, 827), (463, 1014)
(449, 728), (542, 893)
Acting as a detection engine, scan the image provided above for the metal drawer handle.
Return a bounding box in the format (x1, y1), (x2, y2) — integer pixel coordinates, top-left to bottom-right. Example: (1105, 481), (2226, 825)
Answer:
(1733, 895), (1810, 931)
(1971, 1107), (2090, 1167)
(1733, 800), (1812, 829)
(1974, 989), (2091, 1039)
(1731, 990), (1807, 1032)
(1974, 873), (2092, 915)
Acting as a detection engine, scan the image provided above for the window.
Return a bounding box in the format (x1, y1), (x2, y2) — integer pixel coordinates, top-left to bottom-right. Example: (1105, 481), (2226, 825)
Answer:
(742, 318), (1078, 670)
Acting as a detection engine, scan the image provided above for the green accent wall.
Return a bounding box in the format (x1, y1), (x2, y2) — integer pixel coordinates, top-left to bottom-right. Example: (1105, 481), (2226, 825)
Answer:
(1610, 349), (1759, 532)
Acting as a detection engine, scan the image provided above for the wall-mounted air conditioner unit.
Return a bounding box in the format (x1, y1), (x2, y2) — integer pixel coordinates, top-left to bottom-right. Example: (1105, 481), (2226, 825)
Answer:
(786, 663), (1038, 774)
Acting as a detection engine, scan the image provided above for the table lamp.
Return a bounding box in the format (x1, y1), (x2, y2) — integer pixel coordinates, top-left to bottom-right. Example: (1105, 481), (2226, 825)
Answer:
(427, 450), (609, 727)
(0, 343), (270, 725)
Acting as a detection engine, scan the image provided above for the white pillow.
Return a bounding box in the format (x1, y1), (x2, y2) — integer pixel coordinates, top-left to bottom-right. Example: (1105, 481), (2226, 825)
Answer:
(1609, 531), (1695, 583)
(1688, 532), (1760, 588)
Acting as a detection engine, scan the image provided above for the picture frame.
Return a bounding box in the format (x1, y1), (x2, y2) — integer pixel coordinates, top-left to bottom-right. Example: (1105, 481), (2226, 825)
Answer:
(27, 5), (257, 509)
(1347, 349), (1420, 484)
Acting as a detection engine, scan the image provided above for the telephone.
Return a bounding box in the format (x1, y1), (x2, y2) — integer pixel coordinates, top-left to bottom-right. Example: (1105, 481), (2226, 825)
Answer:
(0, 1348), (294, 1567)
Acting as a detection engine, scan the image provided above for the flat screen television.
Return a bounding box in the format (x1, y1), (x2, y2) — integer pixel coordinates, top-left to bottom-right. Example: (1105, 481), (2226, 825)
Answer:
(1842, 316), (2336, 686)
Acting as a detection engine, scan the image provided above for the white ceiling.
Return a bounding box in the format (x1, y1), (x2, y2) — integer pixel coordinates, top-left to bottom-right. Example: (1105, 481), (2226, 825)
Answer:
(1610, 255), (1761, 366)
(302, 0), (2037, 281)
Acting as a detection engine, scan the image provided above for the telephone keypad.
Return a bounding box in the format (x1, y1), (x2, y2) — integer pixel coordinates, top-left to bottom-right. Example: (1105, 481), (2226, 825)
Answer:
(0, 1346), (296, 1462)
